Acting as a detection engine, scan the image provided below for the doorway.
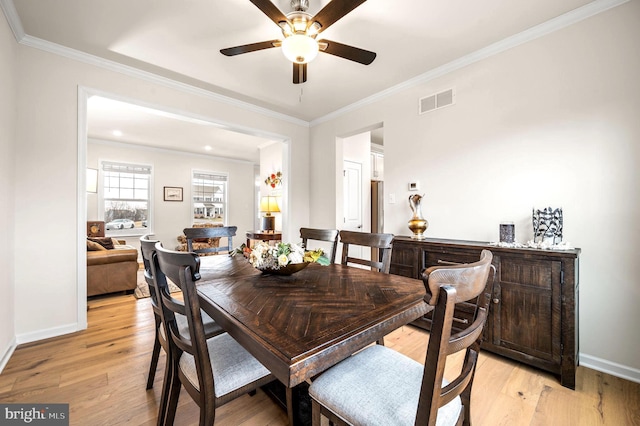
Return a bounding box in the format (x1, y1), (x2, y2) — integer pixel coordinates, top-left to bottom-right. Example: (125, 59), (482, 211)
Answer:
(339, 125), (384, 264)
(77, 87), (290, 330)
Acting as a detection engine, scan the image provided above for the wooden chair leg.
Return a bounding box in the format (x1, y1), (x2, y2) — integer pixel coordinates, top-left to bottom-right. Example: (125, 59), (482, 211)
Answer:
(201, 400), (215, 426)
(311, 399), (322, 426)
(156, 353), (173, 426)
(376, 336), (385, 346)
(164, 361), (182, 426)
(146, 323), (162, 390)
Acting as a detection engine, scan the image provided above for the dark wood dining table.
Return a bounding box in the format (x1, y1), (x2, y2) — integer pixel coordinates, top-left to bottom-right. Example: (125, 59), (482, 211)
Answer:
(196, 254), (430, 425)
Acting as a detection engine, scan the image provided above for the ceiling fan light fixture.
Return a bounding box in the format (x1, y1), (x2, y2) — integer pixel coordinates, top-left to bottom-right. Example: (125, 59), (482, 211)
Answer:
(282, 34), (319, 64)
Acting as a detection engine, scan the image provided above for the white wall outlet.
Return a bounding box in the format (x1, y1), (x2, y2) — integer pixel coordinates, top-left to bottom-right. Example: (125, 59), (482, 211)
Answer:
(389, 193), (396, 204)
(409, 181), (420, 191)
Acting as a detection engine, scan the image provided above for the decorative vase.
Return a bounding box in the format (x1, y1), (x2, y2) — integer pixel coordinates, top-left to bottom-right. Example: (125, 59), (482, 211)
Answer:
(408, 194), (428, 239)
(259, 262), (309, 275)
(532, 207), (563, 245)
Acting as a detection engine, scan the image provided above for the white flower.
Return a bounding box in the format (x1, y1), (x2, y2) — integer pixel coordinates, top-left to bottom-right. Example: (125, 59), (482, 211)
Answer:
(278, 254), (289, 266)
(288, 251), (303, 264)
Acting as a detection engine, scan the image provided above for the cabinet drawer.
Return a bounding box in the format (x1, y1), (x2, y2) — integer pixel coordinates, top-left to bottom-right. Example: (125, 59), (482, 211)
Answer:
(413, 301), (477, 332)
(424, 249), (482, 269)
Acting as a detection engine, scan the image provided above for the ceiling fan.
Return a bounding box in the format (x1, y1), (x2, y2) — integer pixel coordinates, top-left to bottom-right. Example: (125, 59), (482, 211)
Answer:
(220, 0), (376, 84)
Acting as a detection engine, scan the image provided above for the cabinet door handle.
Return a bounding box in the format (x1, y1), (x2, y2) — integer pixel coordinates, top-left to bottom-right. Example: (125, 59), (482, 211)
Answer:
(493, 298), (500, 304)
(452, 317), (469, 324)
(437, 259), (461, 265)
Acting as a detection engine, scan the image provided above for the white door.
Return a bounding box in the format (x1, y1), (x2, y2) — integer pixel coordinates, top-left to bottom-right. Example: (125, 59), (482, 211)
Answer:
(343, 160), (364, 260)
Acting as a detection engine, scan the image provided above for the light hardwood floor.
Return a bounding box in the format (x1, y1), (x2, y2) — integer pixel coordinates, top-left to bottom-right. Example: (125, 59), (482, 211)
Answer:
(1, 293), (639, 425)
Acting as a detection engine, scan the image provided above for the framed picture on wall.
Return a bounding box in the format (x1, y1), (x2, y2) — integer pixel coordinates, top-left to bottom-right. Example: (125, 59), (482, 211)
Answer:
(87, 221), (104, 237)
(164, 186), (183, 202)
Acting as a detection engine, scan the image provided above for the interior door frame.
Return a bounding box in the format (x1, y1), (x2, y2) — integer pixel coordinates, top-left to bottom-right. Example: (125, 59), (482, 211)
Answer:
(77, 86), (291, 330)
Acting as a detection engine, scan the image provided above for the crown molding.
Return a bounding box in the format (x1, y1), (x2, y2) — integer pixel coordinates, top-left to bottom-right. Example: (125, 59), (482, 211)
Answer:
(3, 0), (628, 128)
(0, 0), (24, 41)
(310, 0), (629, 126)
(7, 29), (309, 128)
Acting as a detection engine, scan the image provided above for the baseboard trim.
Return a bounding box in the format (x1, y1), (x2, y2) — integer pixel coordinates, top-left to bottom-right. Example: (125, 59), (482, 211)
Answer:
(580, 353), (640, 384)
(0, 337), (17, 374)
(15, 323), (81, 346)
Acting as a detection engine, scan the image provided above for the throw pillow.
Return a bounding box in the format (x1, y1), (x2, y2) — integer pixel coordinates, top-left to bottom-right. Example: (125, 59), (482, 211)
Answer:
(87, 239), (107, 251)
(88, 237), (115, 250)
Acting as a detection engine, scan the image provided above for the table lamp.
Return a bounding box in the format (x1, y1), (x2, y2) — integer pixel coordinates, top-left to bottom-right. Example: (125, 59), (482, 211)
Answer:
(260, 196), (280, 232)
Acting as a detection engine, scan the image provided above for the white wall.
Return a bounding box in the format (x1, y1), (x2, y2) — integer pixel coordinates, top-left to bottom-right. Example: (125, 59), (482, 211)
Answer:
(0, 9), (17, 369)
(10, 41), (310, 343)
(310, 1), (640, 378)
(87, 139), (256, 249)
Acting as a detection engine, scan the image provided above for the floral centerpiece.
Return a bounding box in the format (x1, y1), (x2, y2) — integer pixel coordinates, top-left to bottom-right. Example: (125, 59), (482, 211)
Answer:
(233, 241), (329, 275)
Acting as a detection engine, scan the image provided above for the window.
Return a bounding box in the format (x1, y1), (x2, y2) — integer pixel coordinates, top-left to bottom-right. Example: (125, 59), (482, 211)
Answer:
(101, 161), (151, 235)
(192, 171), (227, 225)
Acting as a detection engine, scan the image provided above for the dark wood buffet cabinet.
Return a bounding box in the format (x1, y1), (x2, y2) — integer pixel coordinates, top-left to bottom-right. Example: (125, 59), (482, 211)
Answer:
(389, 236), (580, 389)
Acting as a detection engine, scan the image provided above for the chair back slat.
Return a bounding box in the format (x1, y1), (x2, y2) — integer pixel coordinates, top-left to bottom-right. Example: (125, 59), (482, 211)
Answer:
(447, 307), (488, 355)
(184, 225), (237, 255)
(439, 350), (477, 405)
(339, 230), (394, 273)
(300, 227), (339, 263)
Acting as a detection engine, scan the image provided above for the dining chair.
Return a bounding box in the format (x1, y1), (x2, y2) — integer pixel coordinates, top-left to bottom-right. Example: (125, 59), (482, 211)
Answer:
(339, 230), (394, 273)
(309, 250), (495, 426)
(154, 243), (275, 426)
(183, 225), (238, 255)
(139, 236), (224, 425)
(300, 227), (339, 263)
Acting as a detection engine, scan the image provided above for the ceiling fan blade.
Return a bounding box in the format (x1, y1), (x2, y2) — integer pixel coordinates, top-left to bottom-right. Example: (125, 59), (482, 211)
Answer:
(319, 39), (376, 65)
(310, 0), (367, 34)
(293, 63), (307, 84)
(220, 40), (280, 56)
(250, 0), (289, 27)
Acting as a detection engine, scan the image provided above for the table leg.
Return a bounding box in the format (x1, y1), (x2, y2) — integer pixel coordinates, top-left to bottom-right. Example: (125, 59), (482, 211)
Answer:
(286, 387), (295, 426)
(261, 381), (311, 426)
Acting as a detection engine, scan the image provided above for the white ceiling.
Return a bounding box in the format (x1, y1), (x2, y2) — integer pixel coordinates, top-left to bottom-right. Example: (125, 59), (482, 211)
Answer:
(6, 0), (605, 161)
(87, 96), (276, 163)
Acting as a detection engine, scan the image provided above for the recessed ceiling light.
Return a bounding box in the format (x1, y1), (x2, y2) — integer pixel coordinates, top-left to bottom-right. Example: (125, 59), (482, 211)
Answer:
(113, 130), (123, 137)
(204, 145), (212, 151)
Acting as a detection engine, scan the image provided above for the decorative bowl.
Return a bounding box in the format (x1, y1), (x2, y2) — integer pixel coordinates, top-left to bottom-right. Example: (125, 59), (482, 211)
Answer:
(259, 262), (309, 276)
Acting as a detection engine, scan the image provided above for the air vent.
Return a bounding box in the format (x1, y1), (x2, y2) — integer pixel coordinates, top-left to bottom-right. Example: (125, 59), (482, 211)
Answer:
(419, 88), (455, 114)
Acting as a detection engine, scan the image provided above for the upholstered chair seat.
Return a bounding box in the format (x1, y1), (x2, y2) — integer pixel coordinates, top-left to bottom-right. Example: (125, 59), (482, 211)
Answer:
(309, 345), (462, 426)
(178, 333), (272, 397)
